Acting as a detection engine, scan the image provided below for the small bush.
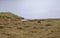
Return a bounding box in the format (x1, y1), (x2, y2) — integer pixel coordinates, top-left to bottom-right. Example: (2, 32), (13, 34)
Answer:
(0, 26), (4, 29)
(17, 27), (23, 30)
(45, 24), (52, 26)
(37, 21), (41, 23)
(2, 33), (10, 36)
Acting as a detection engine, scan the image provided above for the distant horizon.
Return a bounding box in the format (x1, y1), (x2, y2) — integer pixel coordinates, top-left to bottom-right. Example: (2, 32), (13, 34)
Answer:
(0, 11), (60, 19)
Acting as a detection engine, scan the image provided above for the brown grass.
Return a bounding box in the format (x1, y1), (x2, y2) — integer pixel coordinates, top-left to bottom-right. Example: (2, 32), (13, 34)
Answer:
(0, 12), (60, 38)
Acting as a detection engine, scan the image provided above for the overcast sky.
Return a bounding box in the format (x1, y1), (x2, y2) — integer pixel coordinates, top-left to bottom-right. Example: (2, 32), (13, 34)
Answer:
(0, 0), (60, 19)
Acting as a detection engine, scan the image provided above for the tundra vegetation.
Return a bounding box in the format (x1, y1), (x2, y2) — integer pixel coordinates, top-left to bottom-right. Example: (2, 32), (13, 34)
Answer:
(0, 12), (60, 38)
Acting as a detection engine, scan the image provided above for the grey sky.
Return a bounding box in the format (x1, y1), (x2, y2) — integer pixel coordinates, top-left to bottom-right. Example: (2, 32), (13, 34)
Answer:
(0, 0), (60, 19)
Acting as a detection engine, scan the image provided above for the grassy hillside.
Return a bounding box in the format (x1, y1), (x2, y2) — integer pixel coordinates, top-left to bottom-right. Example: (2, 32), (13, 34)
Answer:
(0, 12), (24, 19)
(0, 12), (60, 38)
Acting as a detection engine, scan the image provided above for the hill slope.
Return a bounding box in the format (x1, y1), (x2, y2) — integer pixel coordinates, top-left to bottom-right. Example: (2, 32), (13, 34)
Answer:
(0, 12), (60, 38)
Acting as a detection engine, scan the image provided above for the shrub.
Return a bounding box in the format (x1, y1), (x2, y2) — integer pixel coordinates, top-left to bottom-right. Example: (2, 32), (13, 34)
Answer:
(37, 21), (41, 23)
(45, 24), (52, 26)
